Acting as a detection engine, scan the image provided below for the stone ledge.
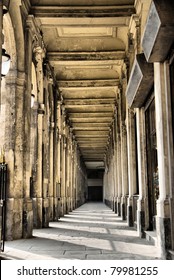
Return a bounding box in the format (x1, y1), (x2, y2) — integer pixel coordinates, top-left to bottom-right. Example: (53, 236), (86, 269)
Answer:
(168, 250), (174, 260)
(145, 231), (157, 246)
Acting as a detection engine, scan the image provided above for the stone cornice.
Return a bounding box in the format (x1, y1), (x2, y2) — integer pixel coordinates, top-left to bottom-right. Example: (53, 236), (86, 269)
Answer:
(31, 5), (135, 18)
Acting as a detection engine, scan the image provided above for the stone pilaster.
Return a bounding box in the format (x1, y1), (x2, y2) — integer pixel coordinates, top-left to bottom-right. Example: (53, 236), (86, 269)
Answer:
(61, 109), (67, 215)
(6, 75), (25, 240)
(49, 119), (54, 221)
(115, 99), (122, 216)
(127, 108), (137, 226)
(121, 124), (128, 220)
(136, 108), (149, 237)
(69, 131), (73, 212)
(112, 119), (118, 213)
(22, 19), (35, 238)
(55, 101), (62, 219)
(154, 62), (172, 258)
(33, 46), (45, 228)
(116, 134), (122, 216)
(72, 137), (76, 209)
(47, 81), (54, 221)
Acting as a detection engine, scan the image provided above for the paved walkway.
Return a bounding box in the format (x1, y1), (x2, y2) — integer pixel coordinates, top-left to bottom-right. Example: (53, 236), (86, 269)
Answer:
(1, 202), (161, 260)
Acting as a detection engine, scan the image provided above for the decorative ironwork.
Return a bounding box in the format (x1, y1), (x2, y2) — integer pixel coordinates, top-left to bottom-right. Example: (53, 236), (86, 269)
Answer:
(0, 163), (7, 252)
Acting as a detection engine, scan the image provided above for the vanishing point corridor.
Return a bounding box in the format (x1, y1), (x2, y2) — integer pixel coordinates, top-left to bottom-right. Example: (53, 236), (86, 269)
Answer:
(2, 203), (160, 260)
(1, 0), (174, 260)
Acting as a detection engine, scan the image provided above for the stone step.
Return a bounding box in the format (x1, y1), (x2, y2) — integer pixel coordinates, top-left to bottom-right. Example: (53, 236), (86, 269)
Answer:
(168, 250), (174, 260)
(145, 230), (157, 246)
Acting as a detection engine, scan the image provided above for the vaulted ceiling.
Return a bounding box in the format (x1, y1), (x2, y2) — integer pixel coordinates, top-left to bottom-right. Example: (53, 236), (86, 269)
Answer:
(30, 0), (135, 169)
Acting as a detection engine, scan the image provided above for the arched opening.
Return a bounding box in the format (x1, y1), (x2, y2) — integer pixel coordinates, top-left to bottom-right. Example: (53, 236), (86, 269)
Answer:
(0, 10), (17, 169)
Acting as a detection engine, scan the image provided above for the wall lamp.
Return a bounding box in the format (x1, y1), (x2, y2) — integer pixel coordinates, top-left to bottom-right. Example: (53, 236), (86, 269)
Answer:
(1, 2), (11, 78)
(31, 93), (35, 108)
(1, 48), (10, 77)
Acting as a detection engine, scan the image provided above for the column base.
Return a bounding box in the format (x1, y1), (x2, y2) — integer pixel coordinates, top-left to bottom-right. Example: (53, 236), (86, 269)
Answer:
(156, 216), (172, 259)
(137, 210), (145, 238)
(49, 197), (54, 221)
(112, 199), (115, 211)
(121, 196), (127, 220)
(114, 201), (117, 214)
(121, 203), (126, 220)
(5, 198), (23, 240)
(127, 205), (133, 227)
(23, 199), (33, 238)
(53, 197), (59, 220)
(58, 198), (64, 217)
(117, 198), (121, 216)
(42, 198), (49, 228)
(32, 197), (43, 228)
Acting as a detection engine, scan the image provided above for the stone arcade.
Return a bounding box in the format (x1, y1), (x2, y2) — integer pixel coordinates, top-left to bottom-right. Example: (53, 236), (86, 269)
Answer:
(0, 0), (174, 259)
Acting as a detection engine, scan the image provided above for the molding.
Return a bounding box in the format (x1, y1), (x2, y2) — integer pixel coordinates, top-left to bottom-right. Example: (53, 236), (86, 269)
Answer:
(31, 5), (135, 18)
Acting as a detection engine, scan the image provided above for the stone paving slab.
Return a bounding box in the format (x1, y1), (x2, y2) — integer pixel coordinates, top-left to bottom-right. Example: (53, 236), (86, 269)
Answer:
(1, 202), (161, 260)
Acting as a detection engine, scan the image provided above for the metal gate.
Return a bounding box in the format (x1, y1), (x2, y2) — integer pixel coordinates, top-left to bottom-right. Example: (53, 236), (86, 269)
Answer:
(0, 163), (7, 252)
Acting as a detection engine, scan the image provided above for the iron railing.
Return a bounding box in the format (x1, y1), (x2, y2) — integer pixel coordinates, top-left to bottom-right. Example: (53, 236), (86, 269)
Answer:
(0, 163), (7, 252)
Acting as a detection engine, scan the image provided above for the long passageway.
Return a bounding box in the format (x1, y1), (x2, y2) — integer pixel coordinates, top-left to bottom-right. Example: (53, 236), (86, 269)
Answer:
(2, 203), (161, 260)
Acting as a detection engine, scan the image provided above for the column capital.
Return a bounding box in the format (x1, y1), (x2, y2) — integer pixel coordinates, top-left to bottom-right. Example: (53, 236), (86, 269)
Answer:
(128, 108), (135, 118)
(33, 46), (45, 60)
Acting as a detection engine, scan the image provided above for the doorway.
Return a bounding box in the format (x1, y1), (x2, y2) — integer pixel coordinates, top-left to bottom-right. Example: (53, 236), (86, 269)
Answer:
(87, 169), (104, 202)
(88, 186), (103, 201)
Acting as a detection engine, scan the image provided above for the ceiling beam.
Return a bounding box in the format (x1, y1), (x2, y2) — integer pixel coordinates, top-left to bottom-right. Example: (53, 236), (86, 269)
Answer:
(57, 79), (119, 88)
(36, 17), (130, 27)
(64, 104), (115, 111)
(69, 112), (113, 118)
(31, 6), (135, 18)
(64, 98), (115, 105)
(48, 51), (125, 61)
(72, 123), (109, 127)
(73, 128), (109, 132)
(74, 131), (108, 136)
(77, 137), (108, 141)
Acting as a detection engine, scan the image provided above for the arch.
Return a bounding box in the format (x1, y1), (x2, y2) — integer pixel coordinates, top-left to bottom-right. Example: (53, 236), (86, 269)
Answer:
(8, 0), (25, 76)
(3, 12), (17, 72)
(0, 9), (17, 151)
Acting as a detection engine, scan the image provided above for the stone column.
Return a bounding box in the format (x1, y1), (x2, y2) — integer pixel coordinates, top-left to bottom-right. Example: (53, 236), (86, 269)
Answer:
(74, 143), (78, 208)
(5, 75), (25, 240)
(42, 77), (50, 228)
(69, 131), (73, 211)
(61, 116), (67, 216)
(121, 124), (128, 220)
(48, 84), (54, 221)
(154, 62), (172, 258)
(116, 93), (123, 216)
(65, 128), (70, 214)
(56, 101), (62, 218)
(22, 20), (34, 238)
(127, 108), (137, 226)
(33, 46), (45, 228)
(113, 119), (118, 213)
(72, 138), (76, 209)
(136, 108), (149, 237)
(116, 133), (122, 216)
(111, 155), (115, 211)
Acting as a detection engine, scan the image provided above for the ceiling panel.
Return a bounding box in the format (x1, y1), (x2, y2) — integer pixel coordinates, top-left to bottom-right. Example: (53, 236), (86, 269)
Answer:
(29, 0), (135, 169)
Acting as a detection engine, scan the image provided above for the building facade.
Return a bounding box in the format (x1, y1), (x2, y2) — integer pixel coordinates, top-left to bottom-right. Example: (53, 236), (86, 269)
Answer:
(0, 0), (174, 259)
